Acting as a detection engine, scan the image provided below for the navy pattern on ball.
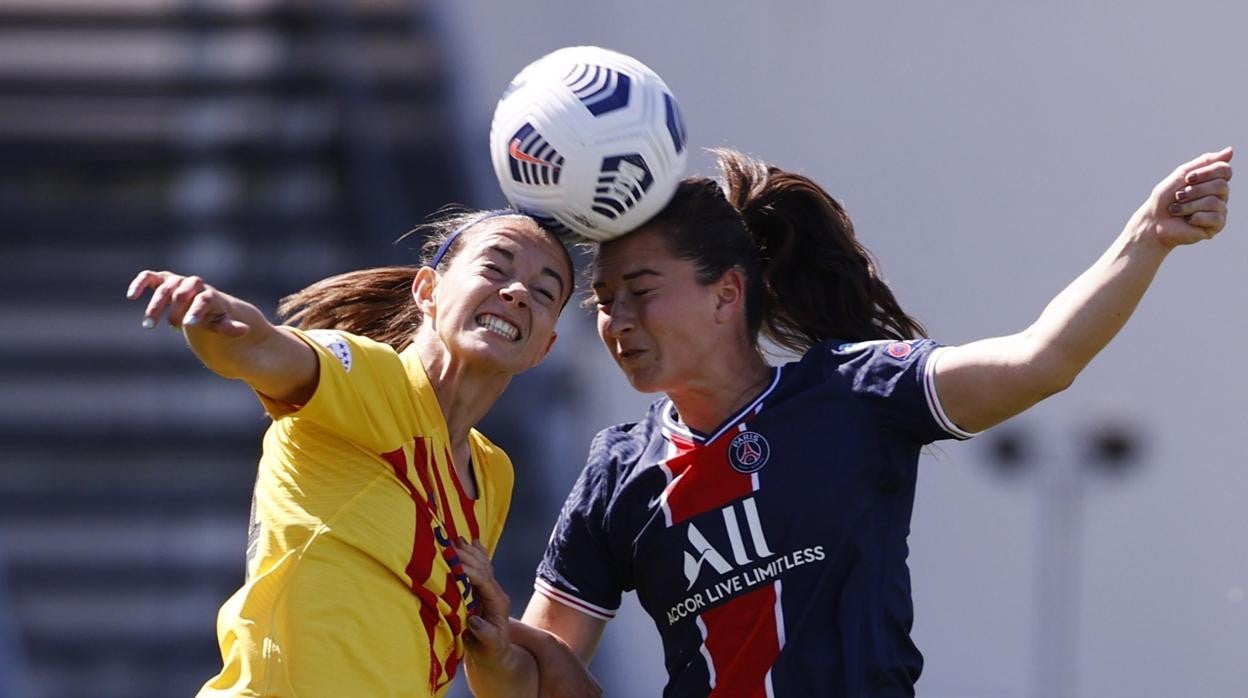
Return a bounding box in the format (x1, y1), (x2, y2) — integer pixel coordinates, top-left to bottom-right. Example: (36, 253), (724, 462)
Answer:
(507, 122), (564, 186)
(563, 63), (632, 116)
(594, 154), (655, 219)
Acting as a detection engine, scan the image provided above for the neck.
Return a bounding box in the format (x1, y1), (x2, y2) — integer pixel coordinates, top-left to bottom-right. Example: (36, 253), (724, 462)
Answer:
(409, 332), (510, 455)
(668, 354), (771, 435)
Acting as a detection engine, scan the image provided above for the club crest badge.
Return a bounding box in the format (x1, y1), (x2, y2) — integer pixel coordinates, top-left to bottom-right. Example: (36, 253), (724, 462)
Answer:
(885, 341), (913, 359)
(729, 431), (770, 474)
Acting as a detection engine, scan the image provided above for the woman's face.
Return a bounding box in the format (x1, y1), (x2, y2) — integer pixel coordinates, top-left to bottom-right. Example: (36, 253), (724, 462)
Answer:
(429, 218), (572, 375)
(591, 226), (728, 394)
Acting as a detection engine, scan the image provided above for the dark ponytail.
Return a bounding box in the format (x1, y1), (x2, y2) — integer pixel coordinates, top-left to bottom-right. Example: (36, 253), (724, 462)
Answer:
(635, 149), (924, 357)
(718, 149), (925, 353)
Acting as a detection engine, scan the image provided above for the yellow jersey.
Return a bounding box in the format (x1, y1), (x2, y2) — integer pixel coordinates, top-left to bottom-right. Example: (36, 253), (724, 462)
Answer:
(198, 328), (514, 698)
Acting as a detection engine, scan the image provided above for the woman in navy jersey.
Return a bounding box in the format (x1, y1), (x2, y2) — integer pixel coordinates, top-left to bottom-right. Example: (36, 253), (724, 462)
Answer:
(462, 146), (1232, 697)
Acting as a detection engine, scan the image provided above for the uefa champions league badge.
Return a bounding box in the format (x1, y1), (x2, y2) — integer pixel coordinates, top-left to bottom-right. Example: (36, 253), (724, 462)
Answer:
(885, 341), (913, 360)
(306, 329), (353, 372)
(728, 431), (770, 474)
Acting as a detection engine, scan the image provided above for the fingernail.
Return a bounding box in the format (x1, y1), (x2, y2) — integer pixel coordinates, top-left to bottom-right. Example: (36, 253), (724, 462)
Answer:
(1175, 189), (1187, 201)
(1168, 203), (1182, 214)
(468, 616), (486, 631)
(1186, 173), (1199, 183)
(184, 314), (199, 326)
(141, 317), (155, 329)
(125, 285), (137, 299)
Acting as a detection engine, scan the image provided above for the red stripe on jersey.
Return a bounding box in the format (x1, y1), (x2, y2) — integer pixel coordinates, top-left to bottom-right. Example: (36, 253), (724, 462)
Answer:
(381, 446), (446, 691)
(664, 436), (755, 526)
(669, 431), (698, 455)
(701, 582), (781, 698)
(411, 438), (439, 512)
(430, 447), (459, 541)
(447, 446), (482, 541)
(437, 543), (467, 687)
(439, 544), (466, 615)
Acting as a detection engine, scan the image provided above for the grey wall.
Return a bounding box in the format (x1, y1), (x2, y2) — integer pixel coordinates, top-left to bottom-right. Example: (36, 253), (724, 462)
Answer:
(434, 2), (1247, 696)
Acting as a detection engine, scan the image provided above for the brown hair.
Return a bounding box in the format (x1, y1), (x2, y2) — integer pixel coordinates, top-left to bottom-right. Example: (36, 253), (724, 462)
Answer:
(277, 210), (571, 352)
(634, 148), (925, 355)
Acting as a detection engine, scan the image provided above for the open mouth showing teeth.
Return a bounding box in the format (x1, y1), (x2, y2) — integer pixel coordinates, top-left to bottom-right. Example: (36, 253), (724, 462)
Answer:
(477, 314), (520, 341)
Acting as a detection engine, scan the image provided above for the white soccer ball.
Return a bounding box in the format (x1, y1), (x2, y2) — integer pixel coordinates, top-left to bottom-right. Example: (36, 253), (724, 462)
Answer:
(489, 46), (689, 242)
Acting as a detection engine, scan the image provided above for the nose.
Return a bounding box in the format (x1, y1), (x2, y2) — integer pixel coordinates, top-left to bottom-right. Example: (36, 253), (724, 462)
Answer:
(600, 299), (634, 339)
(499, 281), (529, 308)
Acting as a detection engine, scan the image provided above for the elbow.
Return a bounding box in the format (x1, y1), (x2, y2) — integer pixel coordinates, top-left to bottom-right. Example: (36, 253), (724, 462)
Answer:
(1039, 367), (1077, 398)
(1024, 349), (1081, 400)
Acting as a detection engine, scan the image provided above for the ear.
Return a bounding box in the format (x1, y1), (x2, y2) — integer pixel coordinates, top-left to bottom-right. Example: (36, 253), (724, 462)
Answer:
(712, 267), (748, 325)
(412, 266), (439, 318)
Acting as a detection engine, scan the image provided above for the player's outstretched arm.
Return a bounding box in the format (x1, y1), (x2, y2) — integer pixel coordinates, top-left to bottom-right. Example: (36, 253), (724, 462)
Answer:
(934, 147), (1233, 434)
(126, 270), (318, 404)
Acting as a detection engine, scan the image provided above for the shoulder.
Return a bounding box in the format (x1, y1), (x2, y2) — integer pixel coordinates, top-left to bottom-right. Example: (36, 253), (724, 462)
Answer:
(573, 399), (668, 498)
(826, 338), (940, 362)
(773, 338), (945, 406)
(586, 400), (665, 469)
(287, 327), (402, 375)
(796, 337), (944, 375)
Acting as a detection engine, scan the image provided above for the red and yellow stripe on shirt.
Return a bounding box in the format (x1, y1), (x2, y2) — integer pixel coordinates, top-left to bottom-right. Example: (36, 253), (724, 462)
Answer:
(198, 328), (513, 698)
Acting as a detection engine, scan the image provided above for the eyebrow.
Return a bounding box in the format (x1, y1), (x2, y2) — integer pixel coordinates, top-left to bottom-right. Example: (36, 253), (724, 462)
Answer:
(488, 244), (568, 297)
(590, 268), (662, 290)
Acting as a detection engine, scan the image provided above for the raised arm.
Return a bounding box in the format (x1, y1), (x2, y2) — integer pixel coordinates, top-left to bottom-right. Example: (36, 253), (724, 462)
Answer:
(126, 270), (318, 404)
(935, 148), (1233, 433)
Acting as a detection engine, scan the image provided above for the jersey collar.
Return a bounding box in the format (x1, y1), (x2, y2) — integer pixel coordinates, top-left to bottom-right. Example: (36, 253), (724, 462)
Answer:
(661, 366), (783, 446)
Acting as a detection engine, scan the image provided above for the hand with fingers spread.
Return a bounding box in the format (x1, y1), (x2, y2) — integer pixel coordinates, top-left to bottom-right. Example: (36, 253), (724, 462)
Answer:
(1140, 146), (1233, 248)
(126, 269), (257, 335)
(125, 269), (318, 405)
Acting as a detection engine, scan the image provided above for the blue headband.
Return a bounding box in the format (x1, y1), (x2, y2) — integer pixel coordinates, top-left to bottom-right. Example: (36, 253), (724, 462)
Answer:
(429, 209), (519, 269)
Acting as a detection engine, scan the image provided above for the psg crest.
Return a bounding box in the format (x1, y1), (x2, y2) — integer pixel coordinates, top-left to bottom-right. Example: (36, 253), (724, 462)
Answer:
(728, 431), (770, 474)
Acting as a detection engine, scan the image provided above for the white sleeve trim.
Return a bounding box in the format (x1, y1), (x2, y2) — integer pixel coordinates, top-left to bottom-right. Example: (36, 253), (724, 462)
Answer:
(534, 578), (617, 621)
(923, 346), (981, 440)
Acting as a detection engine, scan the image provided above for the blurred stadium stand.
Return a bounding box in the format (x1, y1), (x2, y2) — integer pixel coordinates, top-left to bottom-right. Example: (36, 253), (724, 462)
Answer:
(0, 0), (471, 695)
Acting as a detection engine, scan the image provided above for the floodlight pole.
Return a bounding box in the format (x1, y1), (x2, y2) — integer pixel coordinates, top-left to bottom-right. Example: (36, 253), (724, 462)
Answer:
(987, 422), (1140, 698)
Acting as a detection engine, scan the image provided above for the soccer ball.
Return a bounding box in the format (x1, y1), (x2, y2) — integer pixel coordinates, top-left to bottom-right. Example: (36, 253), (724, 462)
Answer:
(489, 46), (689, 242)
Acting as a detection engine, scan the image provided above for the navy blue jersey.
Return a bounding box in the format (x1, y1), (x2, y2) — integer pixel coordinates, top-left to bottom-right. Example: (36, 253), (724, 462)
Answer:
(536, 339), (976, 698)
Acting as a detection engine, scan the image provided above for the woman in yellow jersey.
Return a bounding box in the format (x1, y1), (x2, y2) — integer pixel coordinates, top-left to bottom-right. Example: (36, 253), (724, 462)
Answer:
(126, 210), (598, 698)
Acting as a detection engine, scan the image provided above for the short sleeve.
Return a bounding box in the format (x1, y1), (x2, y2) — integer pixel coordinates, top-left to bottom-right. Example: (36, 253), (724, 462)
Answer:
(534, 431), (628, 622)
(258, 327), (414, 452)
(830, 339), (979, 443)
